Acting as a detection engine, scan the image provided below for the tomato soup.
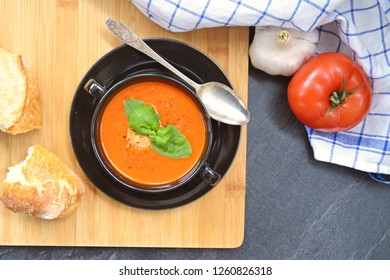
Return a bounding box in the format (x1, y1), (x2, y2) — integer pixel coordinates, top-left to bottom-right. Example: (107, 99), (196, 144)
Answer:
(98, 79), (208, 188)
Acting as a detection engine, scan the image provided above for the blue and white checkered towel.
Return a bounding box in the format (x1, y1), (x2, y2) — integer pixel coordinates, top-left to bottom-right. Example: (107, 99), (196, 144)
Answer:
(131, 0), (390, 177)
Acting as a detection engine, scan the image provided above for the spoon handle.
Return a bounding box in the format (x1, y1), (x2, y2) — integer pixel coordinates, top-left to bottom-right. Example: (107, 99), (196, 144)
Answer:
(105, 18), (200, 90)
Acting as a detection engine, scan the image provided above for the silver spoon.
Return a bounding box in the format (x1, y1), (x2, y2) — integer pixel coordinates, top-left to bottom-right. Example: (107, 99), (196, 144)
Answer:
(105, 18), (250, 125)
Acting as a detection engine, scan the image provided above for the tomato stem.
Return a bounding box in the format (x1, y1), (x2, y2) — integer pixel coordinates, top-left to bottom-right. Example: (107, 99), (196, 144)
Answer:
(326, 79), (361, 114)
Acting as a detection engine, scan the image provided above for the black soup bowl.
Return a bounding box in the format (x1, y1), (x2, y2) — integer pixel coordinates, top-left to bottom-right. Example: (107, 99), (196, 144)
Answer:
(85, 74), (221, 194)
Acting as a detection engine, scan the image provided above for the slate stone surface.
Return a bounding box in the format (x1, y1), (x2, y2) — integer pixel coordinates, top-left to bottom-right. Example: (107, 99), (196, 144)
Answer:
(1, 34), (390, 259)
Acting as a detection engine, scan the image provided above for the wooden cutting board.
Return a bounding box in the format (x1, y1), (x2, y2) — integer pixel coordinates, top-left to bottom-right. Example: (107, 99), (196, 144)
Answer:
(0, 0), (248, 248)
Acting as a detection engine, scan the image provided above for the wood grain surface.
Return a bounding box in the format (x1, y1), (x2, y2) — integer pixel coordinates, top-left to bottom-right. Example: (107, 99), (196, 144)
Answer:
(0, 0), (248, 248)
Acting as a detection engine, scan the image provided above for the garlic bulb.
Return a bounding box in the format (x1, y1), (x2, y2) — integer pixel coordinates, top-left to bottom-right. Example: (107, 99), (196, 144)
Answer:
(249, 26), (319, 76)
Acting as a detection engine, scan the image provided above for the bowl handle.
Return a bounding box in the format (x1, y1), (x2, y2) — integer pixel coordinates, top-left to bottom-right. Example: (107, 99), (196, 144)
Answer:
(84, 79), (106, 100)
(199, 163), (221, 186)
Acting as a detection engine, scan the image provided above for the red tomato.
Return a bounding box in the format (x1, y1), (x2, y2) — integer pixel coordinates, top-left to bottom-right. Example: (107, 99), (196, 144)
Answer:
(287, 52), (372, 132)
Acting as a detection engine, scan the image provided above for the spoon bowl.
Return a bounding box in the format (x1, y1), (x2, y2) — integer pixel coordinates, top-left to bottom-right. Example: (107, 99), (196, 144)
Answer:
(105, 18), (250, 125)
(195, 82), (250, 125)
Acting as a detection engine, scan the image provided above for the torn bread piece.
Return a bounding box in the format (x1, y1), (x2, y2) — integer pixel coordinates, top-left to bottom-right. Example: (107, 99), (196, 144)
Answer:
(0, 48), (42, 135)
(126, 128), (151, 150)
(0, 145), (85, 219)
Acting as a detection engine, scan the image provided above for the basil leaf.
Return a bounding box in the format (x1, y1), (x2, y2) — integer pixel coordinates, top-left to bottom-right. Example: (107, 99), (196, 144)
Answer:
(150, 124), (192, 159)
(124, 99), (160, 136)
(124, 99), (143, 114)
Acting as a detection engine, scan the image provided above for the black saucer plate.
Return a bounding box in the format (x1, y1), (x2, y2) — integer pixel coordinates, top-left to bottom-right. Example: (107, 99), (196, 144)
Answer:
(70, 39), (241, 210)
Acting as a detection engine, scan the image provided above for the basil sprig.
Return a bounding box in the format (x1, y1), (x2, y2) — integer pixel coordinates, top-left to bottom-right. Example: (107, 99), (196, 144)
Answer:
(124, 99), (159, 136)
(124, 99), (192, 159)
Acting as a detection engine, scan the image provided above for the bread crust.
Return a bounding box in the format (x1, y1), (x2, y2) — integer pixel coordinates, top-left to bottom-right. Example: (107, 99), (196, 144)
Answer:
(0, 145), (85, 219)
(0, 49), (42, 135)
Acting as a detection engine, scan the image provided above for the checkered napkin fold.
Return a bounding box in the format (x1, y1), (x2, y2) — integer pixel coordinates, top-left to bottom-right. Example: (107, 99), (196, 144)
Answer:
(130, 0), (390, 181)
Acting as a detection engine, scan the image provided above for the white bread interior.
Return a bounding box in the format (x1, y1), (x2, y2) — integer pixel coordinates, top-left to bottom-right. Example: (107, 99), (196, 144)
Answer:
(126, 128), (151, 149)
(0, 48), (42, 134)
(0, 145), (85, 219)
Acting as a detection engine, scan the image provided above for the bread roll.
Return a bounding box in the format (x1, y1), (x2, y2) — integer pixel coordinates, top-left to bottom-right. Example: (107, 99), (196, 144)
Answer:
(0, 48), (42, 135)
(0, 145), (85, 219)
